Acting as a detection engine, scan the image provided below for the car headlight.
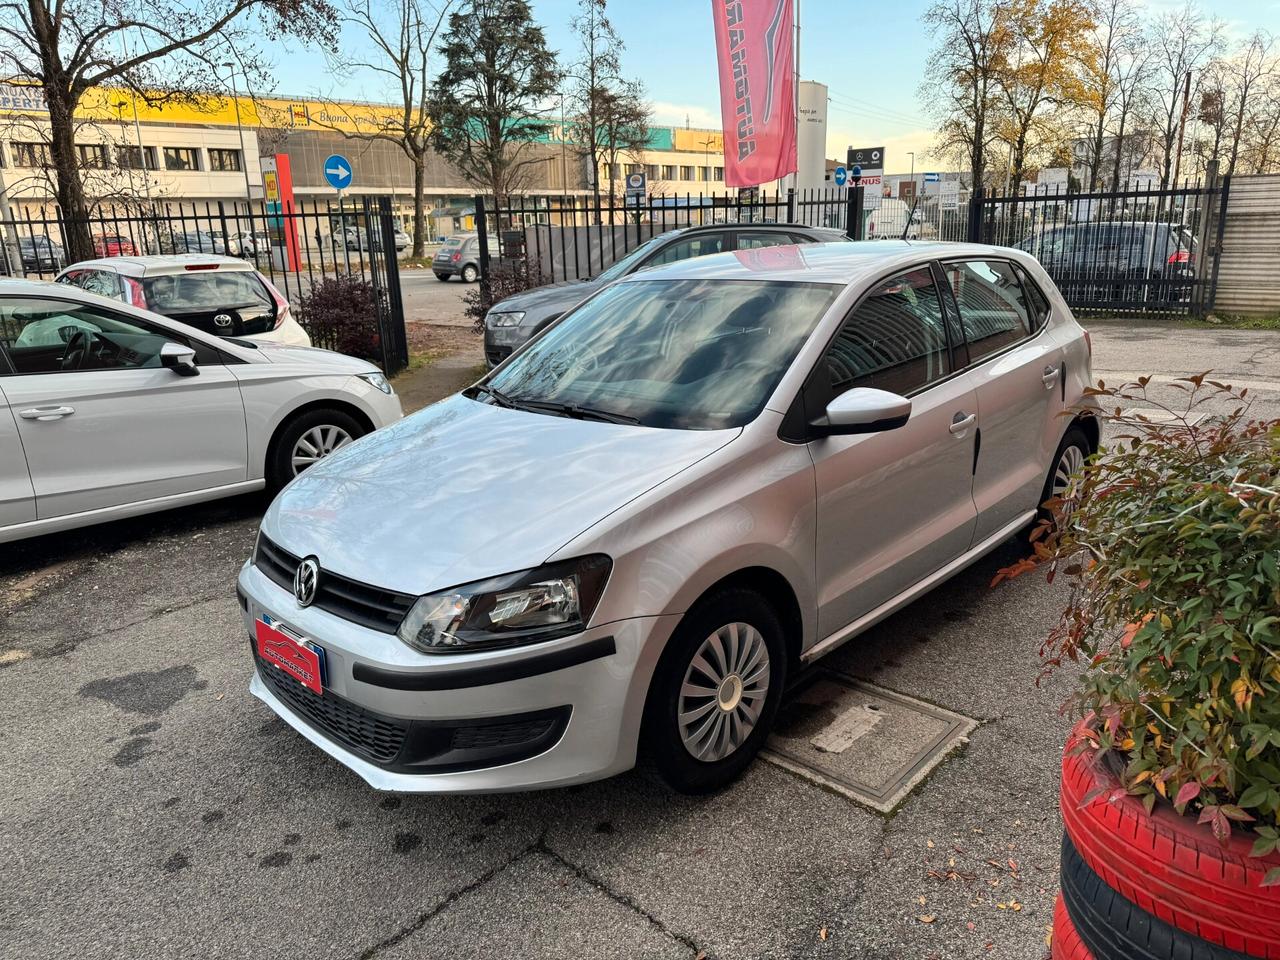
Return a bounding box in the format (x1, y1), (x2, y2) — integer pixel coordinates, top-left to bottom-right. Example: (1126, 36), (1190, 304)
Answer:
(486, 311), (525, 328)
(397, 555), (612, 654)
(358, 371), (394, 395)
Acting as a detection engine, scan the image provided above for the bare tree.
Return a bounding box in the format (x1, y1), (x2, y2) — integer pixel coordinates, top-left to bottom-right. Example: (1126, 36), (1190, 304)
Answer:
(0, 0), (334, 260)
(1108, 32), (1153, 188)
(1221, 31), (1276, 177)
(1148, 1), (1222, 188)
(921, 0), (1011, 191)
(1081, 0), (1142, 189)
(318, 0), (451, 257)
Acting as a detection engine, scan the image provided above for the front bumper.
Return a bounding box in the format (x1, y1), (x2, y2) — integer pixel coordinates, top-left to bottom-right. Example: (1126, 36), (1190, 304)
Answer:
(239, 561), (674, 792)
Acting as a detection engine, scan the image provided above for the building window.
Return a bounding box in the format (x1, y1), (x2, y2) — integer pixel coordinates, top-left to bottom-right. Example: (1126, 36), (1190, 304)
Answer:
(76, 144), (109, 169)
(626, 163), (642, 175)
(601, 163), (612, 182)
(209, 148), (242, 172)
(12, 142), (51, 167)
(661, 164), (677, 180)
(163, 146), (201, 171)
(700, 166), (713, 181)
(714, 166), (724, 181)
(117, 145), (158, 170)
(680, 165), (695, 181)
(646, 164), (659, 180)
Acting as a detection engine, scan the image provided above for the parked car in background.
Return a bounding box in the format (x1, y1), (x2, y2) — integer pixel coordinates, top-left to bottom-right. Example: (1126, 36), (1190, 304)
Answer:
(866, 199), (921, 240)
(160, 230), (227, 255)
(228, 230), (272, 258)
(432, 233), (498, 284)
(483, 222), (849, 366)
(0, 278), (401, 543)
(56, 255), (311, 347)
(1018, 221), (1197, 303)
(17, 236), (64, 272)
(238, 241), (1096, 795)
(92, 234), (140, 257)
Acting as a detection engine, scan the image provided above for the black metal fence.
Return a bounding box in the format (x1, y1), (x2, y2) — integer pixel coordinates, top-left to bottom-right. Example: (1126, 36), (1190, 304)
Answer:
(0, 195), (409, 374)
(971, 179), (1229, 317)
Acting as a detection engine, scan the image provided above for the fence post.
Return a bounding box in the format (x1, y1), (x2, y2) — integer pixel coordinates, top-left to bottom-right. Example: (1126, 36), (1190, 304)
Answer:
(1205, 175), (1230, 317)
(786, 187), (795, 224)
(846, 184), (865, 240)
(1192, 162), (1219, 318)
(377, 195), (409, 373)
(966, 186), (985, 243)
(474, 195), (491, 304)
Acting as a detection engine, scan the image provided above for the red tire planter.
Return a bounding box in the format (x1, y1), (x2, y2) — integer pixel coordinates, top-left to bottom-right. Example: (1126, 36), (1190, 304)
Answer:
(1061, 727), (1280, 958)
(1053, 892), (1094, 960)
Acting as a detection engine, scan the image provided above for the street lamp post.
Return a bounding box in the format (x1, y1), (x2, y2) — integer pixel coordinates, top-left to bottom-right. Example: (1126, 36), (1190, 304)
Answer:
(221, 61), (255, 209)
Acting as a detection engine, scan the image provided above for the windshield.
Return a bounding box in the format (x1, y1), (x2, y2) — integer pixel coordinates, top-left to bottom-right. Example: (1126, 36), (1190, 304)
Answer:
(593, 232), (678, 283)
(483, 278), (839, 430)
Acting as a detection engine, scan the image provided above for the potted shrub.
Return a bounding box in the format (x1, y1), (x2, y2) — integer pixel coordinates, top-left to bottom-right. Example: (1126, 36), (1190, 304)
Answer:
(1000, 376), (1280, 959)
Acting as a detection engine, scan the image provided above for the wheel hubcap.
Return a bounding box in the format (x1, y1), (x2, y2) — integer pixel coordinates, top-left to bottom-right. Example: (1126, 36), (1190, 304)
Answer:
(291, 425), (354, 475)
(678, 622), (770, 762)
(1053, 444), (1085, 497)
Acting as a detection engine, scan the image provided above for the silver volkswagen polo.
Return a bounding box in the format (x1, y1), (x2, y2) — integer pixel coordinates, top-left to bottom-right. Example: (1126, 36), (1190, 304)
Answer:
(238, 241), (1096, 794)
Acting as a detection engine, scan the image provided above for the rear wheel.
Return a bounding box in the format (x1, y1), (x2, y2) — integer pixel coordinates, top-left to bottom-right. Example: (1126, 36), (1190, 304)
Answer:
(434, 272), (450, 281)
(461, 264), (479, 283)
(267, 408), (366, 492)
(1025, 426), (1091, 545)
(643, 588), (786, 794)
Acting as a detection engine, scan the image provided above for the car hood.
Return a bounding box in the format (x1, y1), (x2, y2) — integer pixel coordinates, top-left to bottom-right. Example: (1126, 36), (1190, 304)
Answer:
(492, 278), (603, 319)
(245, 341), (377, 373)
(263, 393), (738, 595)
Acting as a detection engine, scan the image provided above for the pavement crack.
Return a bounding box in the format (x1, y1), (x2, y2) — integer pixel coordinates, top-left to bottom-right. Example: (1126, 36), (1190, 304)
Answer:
(2, 593), (230, 659)
(537, 839), (704, 958)
(355, 842), (536, 960)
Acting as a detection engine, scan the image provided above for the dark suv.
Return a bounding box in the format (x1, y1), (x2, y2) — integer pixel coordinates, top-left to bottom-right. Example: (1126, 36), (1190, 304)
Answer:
(1019, 221), (1197, 305)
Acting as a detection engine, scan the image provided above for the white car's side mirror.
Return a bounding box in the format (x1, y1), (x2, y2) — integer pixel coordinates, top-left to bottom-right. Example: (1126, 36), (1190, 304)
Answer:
(817, 387), (911, 436)
(160, 341), (199, 377)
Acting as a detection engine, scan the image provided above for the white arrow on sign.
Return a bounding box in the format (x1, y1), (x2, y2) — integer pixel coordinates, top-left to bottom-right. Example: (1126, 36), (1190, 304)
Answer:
(326, 162), (351, 183)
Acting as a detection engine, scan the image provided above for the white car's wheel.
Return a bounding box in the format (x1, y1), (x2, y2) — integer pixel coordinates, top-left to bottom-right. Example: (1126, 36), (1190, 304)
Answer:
(267, 408), (366, 491)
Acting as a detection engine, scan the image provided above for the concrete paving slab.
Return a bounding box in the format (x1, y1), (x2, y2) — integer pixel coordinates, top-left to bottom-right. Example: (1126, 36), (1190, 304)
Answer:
(764, 673), (979, 814)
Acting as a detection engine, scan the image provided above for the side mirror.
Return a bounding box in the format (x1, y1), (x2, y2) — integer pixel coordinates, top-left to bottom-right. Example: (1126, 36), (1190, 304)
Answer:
(160, 341), (199, 377)
(814, 387), (911, 436)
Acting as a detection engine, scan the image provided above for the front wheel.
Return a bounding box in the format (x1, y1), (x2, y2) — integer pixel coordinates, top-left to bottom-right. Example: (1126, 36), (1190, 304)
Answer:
(266, 408), (366, 492)
(643, 588), (787, 794)
(461, 264), (479, 283)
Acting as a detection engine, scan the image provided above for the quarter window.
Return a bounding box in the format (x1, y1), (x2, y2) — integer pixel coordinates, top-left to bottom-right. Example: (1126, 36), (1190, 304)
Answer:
(1014, 264), (1051, 330)
(944, 260), (1032, 364)
(823, 267), (951, 399)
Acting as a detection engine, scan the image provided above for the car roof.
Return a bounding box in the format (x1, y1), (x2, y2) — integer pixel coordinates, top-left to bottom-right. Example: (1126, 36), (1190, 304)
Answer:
(59, 254), (254, 277)
(619, 240), (1039, 286)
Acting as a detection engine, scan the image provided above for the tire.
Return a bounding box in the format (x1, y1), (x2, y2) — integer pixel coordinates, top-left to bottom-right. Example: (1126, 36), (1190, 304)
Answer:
(642, 587), (787, 794)
(1061, 729), (1280, 957)
(1060, 833), (1252, 960)
(266, 408), (367, 493)
(461, 264), (478, 283)
(434, 272), (450, 281)
(1053, 891), (1095, 960)
(1024, 425), (1091, 547)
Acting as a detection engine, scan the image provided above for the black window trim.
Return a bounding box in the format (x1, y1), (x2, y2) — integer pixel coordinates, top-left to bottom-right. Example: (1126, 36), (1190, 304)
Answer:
(938, 256), (1052, 372)
(0, 294), (228, 376)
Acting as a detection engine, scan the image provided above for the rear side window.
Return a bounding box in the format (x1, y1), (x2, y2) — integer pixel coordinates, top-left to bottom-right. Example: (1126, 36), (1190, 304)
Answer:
(640, 234), (725, 269)
(944, 260), (1032, 363)
(822, 267), (951, 399)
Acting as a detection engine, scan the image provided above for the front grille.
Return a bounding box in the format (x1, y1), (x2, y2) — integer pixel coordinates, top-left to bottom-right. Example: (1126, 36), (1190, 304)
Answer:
(485, 344), (511, 366)
(255, 535), (415, 633)
(255, 650), (408, 764)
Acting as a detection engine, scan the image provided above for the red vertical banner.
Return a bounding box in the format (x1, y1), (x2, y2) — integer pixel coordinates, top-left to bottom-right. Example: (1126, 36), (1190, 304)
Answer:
(274, 153), (302, 272)
(711, 0), (797, 188)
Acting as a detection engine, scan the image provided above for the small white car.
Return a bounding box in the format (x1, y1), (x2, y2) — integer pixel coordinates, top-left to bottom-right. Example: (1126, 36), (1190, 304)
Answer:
(55, 255), (311, 347)
(0, 279), (402, 544)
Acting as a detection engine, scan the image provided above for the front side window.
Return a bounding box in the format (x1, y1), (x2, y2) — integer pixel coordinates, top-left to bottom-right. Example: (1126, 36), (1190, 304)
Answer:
(641, 234), (725, 269)
(944, 260), (1033, 363)
(163, 147), (200, 171)
(823, 267), (950, 400)
(484, 279), (839, 430)
(0, 299), (170, 375)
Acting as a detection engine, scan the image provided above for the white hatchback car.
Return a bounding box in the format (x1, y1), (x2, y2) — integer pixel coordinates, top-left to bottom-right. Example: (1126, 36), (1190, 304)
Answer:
(55, 255), (311, 347)
(0, 279), (402, 543)
(239, 241), (1097, 795)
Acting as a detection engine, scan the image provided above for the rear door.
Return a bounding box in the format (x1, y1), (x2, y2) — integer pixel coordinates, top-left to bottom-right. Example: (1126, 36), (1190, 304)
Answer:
(0, 295), (248, 519)
(942, 259), (1065, 543)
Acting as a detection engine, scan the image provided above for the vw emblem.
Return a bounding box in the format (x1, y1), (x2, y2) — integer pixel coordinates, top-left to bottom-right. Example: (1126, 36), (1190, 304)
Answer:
(213, 313), (233, 329)
(293, 557), (320, 607)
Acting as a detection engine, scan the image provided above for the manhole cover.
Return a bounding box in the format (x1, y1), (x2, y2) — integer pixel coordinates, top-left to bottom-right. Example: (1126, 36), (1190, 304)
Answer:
(763, 671), (977, 814)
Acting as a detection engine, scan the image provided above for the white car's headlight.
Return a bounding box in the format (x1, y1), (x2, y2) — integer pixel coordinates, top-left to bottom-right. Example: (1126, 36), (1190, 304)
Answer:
(397, 555), (611, 654)
(487, 311), (525, 328)
(358, 371), (394, 395)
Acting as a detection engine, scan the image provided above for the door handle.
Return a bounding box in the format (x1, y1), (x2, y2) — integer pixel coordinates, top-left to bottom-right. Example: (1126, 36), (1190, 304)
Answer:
(1042, 365), (1060, 389)
(949, 412), (977, 435)
(19, 405), (76, 421)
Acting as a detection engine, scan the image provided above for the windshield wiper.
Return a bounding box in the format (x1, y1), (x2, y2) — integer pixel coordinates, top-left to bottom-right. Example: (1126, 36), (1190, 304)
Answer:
(469, 383), (519, 408)
(508, 397), (640, 425)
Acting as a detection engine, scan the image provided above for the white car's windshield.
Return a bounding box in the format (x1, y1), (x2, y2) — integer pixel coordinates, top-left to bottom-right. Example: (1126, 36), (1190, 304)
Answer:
(480, 278), (839, 430)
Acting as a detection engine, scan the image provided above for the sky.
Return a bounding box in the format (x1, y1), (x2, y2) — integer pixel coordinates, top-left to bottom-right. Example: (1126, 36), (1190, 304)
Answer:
(272, 0), (1280, 175)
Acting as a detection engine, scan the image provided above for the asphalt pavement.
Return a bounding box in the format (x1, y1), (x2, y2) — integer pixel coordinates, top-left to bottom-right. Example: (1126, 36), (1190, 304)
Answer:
(1, 321), (1277, 960)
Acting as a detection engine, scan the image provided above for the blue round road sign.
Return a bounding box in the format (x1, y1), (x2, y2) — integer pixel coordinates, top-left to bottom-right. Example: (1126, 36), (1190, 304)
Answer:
(833, 166), (847, 187)
(323, 154), (353, 191)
